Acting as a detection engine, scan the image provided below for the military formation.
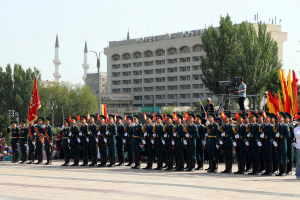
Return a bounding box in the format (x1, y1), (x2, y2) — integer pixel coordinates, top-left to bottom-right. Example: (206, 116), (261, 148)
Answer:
(8, 110), (298, 176)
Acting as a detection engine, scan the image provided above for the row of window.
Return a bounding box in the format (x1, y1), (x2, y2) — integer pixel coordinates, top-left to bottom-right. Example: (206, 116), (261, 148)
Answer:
(112, 84), (204, 93)
(132, 93), (205, 100)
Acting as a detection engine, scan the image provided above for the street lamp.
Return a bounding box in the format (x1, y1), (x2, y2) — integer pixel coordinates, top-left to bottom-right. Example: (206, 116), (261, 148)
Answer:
(90, 51), (103, 115)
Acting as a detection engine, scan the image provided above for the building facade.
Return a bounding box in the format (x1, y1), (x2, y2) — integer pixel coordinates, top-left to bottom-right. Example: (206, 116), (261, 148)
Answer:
(86, 72), (107, 94)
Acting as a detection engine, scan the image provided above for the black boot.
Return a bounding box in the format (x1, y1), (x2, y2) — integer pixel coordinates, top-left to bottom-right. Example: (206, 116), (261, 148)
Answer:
(119, 156), (125, 166)
(80, 156), (86, 166)
(174, 158), (178, 170)
(227, 160), (232, 173)
(260, 161), (266, 174)
(205, 160), (212, 171)
(185, 159), (191, 171)
(61, 156), (67, 166)
(39, 155), (43, 164)
(195, 158), (201, 170)
(20, 154), (26, 164)
(15, 153), (19, 163)
(163, 158), (168, 169)
(147, 158), (153, 170)
(221, 160), (228, 173)
(234, 161), (241, 174)
(71, 155), (78, 166)
(273, 160), (278, 174)
(189, 159), (195, 172)
(245, 160), (251, 172)
(154, 159), (162, 170)
(287, 161), (293, 175)
(248, 162), (255, 174)
(263, 162), (273, 176)
(208, 160), (217, 173)
(240, 161), (245, 174)
(143, 158), (150, 169)
(184, 160), (189, 170)
(89, 156), (95, 167)
(27, 154), (33, 164)
(166, 159), (173, 171)
(44, 156), (50, 165)
(277, 163), (287, 176)
(109, 157), (115, 167)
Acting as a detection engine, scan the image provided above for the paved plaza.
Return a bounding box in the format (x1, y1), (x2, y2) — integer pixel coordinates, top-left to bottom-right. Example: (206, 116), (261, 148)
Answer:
(0, 161), (299, 199)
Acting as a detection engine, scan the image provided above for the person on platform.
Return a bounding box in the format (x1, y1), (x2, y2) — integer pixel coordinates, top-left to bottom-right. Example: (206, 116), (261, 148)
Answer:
(18, 120), (28, 164)
(142, 114), (154, 170)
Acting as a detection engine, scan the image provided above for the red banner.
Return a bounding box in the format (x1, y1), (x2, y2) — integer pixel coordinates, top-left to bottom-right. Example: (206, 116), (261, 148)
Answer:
(27, 77), (41, 123)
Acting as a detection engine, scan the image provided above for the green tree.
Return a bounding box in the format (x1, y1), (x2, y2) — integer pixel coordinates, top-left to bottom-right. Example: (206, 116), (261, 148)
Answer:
(200, 15), (281, 109)
(0, 115), (12, 145)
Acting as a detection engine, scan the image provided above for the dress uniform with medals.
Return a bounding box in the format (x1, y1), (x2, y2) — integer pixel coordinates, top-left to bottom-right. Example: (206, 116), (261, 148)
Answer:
(44, 117), (53, 165)
(88, 115), (98, 167)
(132, 114), (144, 169)
(19, 120), (29, 164)
(106, 114), (117, 167)
(69, 116), (79, 166)
(125, 116), (134, 167)
(248, 113), (261, 175)
(79, 116), (89, 166)
(153, 114), (164, 170)
(165, 114), (175, 171)
(27, 123), (36, 164)
(97, 115), (107, 167)
(285, 112), (294, 175)
(35, 117), (44, 164)
(61, 118), (71, 166)
(271, 113), (279, 174)
(195, 114), (206, 170)
(143, 114), (154, 170)
(116, 116), (126, 166)
(185, 113), (198, 172)
(173, 114), (186, 171)
(9, 121), (19, 163)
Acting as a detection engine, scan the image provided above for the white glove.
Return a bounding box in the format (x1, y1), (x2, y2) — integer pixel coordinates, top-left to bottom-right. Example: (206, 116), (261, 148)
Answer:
(205, 133), (208, 137)
(17, 143), (19, 145)
(140, 145), (143, 148)
(173, 132), (177, 137)
(257, 141), (262, 146)
(153, 133), (156, 137)
(123, 139), (126, 143)
(172, 141), (175, 145)
(219, 140), (223, 145)
(216, 144), (219, 149)
(144, 133), (147, 137)
(77, 138), (80, 143)
(142, 140), (146, 144)
(69, 147), (71, 149)
(106, 131), (109, 135)
(104, 138), (107, 143)
(97, 131), (100, 136)
(124, 132), (128, 136)
(34, 132), (37, 135)
(183, 140), (187, 145)
(79, 132), (82, 136)
(203, 140), (206, 146)
(276, 133), (280, 138)
(61, 125), (65, 130)
(32, 142), (35, 145)
(221, 132), (225, 137)
(86, 138), (89, 142)
(43, 143), (45, 147)
(162, 140), (165, 145)
(164, 133), (167, 138)
(233, 142), (237, 147)
(260, 133), (264, 138)
(235, 134), (239, 139)
(247, 133), (251, 138)
(245, 141), (249, 146)
(185, 133), (189, 138)
(292, 142), (297, 148)
(88, 131), (91, 135)
(24, 143), (27, 147)
(273, 141), (277, 147)
(68, 139), (70, 143)
(96, 138), (99, 143)
(50, 142), (53, 146)
(69, 132), (72, 137)
(151, 140), (154, 144)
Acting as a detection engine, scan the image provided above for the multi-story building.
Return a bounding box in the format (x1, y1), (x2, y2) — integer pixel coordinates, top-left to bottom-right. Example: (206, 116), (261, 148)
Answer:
(104, 24), (286, 108)
(86, 72), (107, 94)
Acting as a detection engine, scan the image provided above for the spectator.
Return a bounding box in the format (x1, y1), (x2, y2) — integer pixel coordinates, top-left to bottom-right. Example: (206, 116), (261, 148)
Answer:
(2, 151), (8, 161)
(7, 151), (13, 161)
(294, 117), (300, 179)
(0, 131), (3, 138)
(56, 136), (62, 159)
(235, 77), (246, 111)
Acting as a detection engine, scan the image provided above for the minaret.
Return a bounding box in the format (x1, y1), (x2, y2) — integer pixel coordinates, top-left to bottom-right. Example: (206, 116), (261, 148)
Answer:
(127, 29), (130, 40)
(82, 40), (90, 83)
(53, 35), (62, 83)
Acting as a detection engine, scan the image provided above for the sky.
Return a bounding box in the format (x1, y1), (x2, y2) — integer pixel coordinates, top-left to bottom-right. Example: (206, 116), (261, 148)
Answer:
(0, 0), (299, 84)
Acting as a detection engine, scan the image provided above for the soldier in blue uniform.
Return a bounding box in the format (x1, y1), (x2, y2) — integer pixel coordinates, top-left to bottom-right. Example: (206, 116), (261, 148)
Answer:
(43, 117), (53, 165)
(195, 114), (206, 170)
(259, 112), (274, 176)
(69, 116), (79, 166)
(79, 116), (89, 166)
(9, 121), (19, 163)
(221, 112), (235, 173)
(285, 112), (294, 175)
(106, 114), (117, 167)
(164, 114), (175, 171)
(234, 113), (248, 174)
(116, 116), (126, 166)
(61, 118), (71, 166)
(185, 114), (198, 172)
(248, 113), (261, 175)
(97, 115), (107, 167)
(18, 120), (28, 164)
(132, 115), (144, 169)
(153, 114), (164, 170)
(125, 116), (134, 167)
(206, 112), (221, 173)
(88, 115), (98, 167)
(27, 121), (36, 164)
(142, 114), (154, 170)
(34, 117), (44, 164)
(173, 114), (186, 171)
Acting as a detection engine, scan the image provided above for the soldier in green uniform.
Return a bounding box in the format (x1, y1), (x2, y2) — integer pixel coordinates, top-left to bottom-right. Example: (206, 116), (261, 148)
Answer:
(18, 120), (28, 164)
(185, 114), (198, 172)
(248, 113), (261, 175)
(88, 115), (98, 167)
(34, 117), (44, 164)
(27, 121), (36, 164)
(257, 112), (265, 174)
(221, 112), (235, 173)
(106, 114), (117, 167)
(234, 113), (248, 174)
(142, 114), (154, 170)
(79, 116), (89, 166)
(206, 112), (221, 173)
(69, 116), (79, 166)
(97, 115), (107, 167)
(285, 112), (294, 175)
(274, 112), (289, 176)
(244, 113), (252, 172)
(116, 116), (125, 166)
(9, 121), (19, 163)
(153, 114), (164, 170)
(43, 117), (53, 165)
(61, 118), (71, 166)
(173, 114), (186, 171)
(259, 112), (274, 176)
(132, 115), (144, 169)
(125, 116), (134, 167)
(164, 114), (175, 171)
(195, 114), (206, 170)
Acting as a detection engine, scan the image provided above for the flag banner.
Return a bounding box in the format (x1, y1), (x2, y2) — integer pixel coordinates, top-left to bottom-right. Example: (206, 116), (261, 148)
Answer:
(27, 77), (41, 123)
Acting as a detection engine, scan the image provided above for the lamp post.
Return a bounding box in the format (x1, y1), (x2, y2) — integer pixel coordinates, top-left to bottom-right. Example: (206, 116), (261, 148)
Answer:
(90, 51), (103, 115)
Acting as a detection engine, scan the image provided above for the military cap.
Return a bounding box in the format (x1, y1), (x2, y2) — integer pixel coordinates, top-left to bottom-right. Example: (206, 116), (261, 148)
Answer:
(11, 121), (17, 125)
(38, 117), (44, 122)
(81, 115), (87, 120)
(45, 117), (50, 121)
(71, 116), (77, 121)
(156, 114), (163, 120)
(225, 112), (231, 118)
(285, 112), (292, 119)
(271, 113), (277, 119)
(90, 115), (96, 119)
(127, 116), (133, 121)
(99, 115), (106, 120)
(207, 112), (215, 119)
(215, 117), (221, 121)
(243, 113), (249, 118)
(265, 112), (272, 118)
(250, 112), (258, 118)
(238, 113), (245, 119)
(196, 115), (202, 120)
(109, 114), (114, 119)
(298, 112), (300, 116)
(166, 114), (173, 119)
(116, 116), (123, 120)
(177, 114), (183, 120)
(188, 113), (195, 119)
(63, 118), (69, 123)
(133, 114), (139, 119)
(279, 112), (285, 118)
(20, 120), (26, 124)
(146, 114), (152, 120)
(257, 112), (263, 117)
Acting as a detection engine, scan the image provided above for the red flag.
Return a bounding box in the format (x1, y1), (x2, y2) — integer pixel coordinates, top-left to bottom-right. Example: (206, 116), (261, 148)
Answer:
(77, 114), (81, 121)
(143, 113), (146, 120)
(184, 112), (189, 120)
(165, 113), (167, 120)
(194, 114), (198, 121)
(293, 70), (299, 115)
(276, 111), (280, 118)
(205, 112), (207, 120)
(87, 112), (90, 120)
(153, 113), (156, 120)
(27, 77), (41, 123)
(273, 93), (280, 113)
(68, 115), (72, 122)
(97, 113), (100, 120)
(282, 70), (291, 114)
(248, 110), (252, 118)
(235, 111), (240, 120)
(124, 114), (127, 121)
(221, 111), (226, 119)
(295, 113), (299, 120)
(262, 110), (266, 118)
